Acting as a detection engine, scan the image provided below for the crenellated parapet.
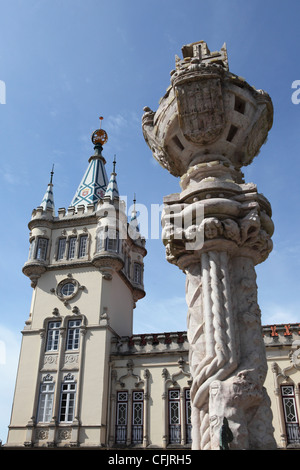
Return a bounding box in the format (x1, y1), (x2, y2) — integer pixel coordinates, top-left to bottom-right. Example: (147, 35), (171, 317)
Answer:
(111, 331), (188, 356)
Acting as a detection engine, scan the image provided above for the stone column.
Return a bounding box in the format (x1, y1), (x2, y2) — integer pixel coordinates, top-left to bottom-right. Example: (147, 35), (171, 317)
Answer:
(142, 40), (276, 449)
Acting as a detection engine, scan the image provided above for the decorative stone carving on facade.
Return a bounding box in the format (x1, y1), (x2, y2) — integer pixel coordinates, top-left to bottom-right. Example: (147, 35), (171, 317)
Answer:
(117, 359), (144, 388)
(142, 40), (276, 450)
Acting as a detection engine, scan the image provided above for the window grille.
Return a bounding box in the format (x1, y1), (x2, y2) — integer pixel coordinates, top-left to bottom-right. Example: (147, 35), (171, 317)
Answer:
(168, 389), (181, 444)
(185, 389), (192, 444)
(116, 391), (128, 444)
(281, 385), (300, 444)
(132, 391), (144, 444)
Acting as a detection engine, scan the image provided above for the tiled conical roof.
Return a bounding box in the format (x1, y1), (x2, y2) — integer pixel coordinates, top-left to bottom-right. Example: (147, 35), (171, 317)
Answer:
(70, 118), (109, 208)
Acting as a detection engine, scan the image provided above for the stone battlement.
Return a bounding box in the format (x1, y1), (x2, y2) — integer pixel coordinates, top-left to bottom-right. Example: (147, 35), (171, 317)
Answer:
(111, 324), (300, 357)
(111, 331), (188, 356)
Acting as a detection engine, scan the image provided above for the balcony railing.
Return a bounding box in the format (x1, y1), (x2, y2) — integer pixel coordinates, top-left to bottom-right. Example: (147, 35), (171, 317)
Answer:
(115, 425), (127, 444)
(132, 425), (143, 444)
(286, 423), (300, 444)
(169, 424), (181, 444)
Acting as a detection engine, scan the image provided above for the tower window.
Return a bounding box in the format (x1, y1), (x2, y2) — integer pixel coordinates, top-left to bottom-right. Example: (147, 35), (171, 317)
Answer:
(28, 239), (36, 260)
(57, 238), (66, 260)
(68, 237), (77, 259)
(96, 227), (119, 253)
(96, 227), (105, 252)
(133, 263), (142, 284)
(35, 237), (48, 261)
(78, 235), (88, 258)
(107, 229), (119, 252)
(234, 95), (246, 114)
(60, 282), (75, 297)
(45, 321), (61, 351)
(59, 375), (76, 423)
(226, 124), (238, 142)
(66, 319), (81, 350)
(37, 376), (55, 423)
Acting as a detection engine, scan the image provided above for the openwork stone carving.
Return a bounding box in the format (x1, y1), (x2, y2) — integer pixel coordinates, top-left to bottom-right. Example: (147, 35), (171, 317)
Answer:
(142, 40), (276, 449)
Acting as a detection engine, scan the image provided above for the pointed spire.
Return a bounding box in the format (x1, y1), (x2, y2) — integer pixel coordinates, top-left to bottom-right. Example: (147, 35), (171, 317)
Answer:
(104, 155), (119, 201)
(70, 117), (109, 208)
(40, 165), (55, 215)
(129, 193), (140, 234)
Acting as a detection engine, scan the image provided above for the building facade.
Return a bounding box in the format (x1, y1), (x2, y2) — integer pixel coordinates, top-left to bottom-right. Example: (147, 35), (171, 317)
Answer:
(6, 123), (300, 449)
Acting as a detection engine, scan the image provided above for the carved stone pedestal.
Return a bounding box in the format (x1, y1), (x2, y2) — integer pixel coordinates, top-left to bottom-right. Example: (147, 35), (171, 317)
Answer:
(142, 41), (276, 449)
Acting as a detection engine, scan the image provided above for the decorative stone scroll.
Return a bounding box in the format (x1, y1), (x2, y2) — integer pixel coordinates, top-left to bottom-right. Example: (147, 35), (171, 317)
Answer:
(142, 41), (276, 449)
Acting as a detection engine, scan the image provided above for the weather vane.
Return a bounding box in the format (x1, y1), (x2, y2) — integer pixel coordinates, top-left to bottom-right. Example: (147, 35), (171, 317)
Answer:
(91, 116), (108, 146)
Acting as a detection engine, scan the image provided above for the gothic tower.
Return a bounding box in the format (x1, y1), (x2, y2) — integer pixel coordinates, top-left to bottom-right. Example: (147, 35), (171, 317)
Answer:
(7, 119), (146, 447)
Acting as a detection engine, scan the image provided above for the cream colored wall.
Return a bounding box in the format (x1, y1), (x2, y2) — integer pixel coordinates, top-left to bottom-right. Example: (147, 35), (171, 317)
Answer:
(77, 327), (113, 446)
(29, 267), (102, 328)
(7, 332), (41, 444)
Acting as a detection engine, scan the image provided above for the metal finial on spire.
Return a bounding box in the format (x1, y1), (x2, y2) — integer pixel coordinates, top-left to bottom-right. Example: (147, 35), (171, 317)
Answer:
(91, 116), (108, 146)
(40, 166), (55, 214)
(50, 164), (54, 184)
(113, 155), (117, 174)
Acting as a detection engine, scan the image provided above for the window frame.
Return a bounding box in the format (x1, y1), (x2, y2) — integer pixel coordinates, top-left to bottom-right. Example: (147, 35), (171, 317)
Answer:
(37, 375), (55, 423)
(59, 375), (77, 423)
(115, 391), (128, 445)
(68, 237), (77, 260)
(133, 262), (142, 284)
(96, 226), (119, 253)
(65, 319), (81, 351)
(35, 237), (48, 261)
(168, 389), (181, 445)
(45, 321), (61, 352)
(57, 238), (66, 260)
(78, 234), (88, 258)
(131, 390), (144, 445)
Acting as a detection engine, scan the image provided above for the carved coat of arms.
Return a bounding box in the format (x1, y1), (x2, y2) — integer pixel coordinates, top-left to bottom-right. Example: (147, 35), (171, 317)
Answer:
(175, 76), (225, 145)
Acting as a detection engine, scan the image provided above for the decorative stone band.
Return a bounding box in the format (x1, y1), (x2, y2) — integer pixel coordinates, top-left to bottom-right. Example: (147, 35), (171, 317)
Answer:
(162, 192), (274, 269)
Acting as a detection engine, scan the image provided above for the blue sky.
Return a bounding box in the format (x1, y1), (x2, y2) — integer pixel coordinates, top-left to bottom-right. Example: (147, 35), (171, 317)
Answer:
(0, 0), (300, 443)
